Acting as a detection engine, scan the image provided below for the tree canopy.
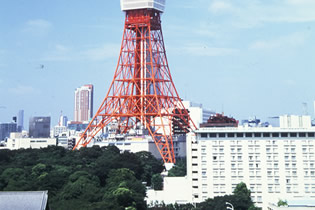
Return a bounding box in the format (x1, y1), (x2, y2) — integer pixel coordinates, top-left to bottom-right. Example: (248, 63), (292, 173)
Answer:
(0, 146), (164, 210)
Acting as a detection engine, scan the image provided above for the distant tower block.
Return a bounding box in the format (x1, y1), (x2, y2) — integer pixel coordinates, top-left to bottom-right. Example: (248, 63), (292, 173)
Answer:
(73, 0), (196, 163)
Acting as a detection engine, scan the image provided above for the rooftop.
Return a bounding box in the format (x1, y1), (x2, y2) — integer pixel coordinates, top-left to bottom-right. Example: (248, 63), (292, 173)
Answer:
(0, 191), (48, 210)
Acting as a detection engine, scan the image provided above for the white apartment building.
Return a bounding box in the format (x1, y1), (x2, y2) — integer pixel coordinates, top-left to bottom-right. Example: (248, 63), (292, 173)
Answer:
(147, 115), (315, 210)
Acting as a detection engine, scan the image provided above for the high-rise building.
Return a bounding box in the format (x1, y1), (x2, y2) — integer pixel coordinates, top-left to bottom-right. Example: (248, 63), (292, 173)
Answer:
(17, 110), (24, 132)
(74, 84), (93, 122)
(59, 114), (68, 127)
(0, 123), (17, 140)
(29, 117), (51, 138)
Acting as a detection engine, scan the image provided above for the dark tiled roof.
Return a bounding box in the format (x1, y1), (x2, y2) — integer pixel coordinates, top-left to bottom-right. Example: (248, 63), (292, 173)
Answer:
(0, 191), (48, 210)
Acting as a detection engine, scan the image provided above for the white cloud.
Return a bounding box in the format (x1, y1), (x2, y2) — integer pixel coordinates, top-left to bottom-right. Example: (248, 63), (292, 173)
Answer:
(82, 44), (120, 61)
(250, 32), (309, 50)
(209, 1), (234, 13)
(287, 0), (315, 6)
(174, 43), (238, 57)
(42, 43), (120, 62)
(55, 44), (69, 52)
(207, 0), (315, 29)
(9, 85), (40, 95)
(41, 44), (72, 61)
(24, 19), (52, 36)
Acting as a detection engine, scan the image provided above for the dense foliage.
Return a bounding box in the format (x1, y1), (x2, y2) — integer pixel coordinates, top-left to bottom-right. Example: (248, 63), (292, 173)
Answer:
(0, 146), (164, 210)
(167, 158), (186, 177)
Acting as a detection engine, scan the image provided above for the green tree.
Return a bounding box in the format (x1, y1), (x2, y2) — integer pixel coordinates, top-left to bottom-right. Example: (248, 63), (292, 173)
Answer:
(0, 168), (29, 191)
(104, 168), (146, 210)
(151, 173), (163, 190)
(135, 151), (164, 185)
(278, 199), (288, 207)
(61, 171), (101, 202)
(232, 182), (254, 210)
(168, 158), (186, 177)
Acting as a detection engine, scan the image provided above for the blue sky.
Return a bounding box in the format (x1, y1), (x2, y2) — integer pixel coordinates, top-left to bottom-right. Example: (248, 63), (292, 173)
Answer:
(1, 0), (315, 127)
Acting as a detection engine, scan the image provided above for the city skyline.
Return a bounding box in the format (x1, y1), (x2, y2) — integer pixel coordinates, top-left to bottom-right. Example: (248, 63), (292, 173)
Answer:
(1, 0), (315, 127)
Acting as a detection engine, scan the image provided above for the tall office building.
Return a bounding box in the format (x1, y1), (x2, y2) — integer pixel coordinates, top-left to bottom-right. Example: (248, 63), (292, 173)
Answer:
(59, 115), (68, 127)
(29, 117), (51, 138)
(0, 122), (17, 140)
(17, 110), (24, 132)
(74, 84), (93, 122)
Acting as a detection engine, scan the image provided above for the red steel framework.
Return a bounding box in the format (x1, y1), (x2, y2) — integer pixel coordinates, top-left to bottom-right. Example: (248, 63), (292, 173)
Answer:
(73, 8), (196, 163)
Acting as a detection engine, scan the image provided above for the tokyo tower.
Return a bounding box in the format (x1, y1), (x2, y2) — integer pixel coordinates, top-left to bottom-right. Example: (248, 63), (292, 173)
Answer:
(73, 0), (196, 163)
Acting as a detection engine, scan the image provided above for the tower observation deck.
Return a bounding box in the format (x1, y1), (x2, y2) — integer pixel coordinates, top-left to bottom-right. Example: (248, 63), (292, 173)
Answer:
(120, 0), (165, 12)
(73, 0), (196, 163)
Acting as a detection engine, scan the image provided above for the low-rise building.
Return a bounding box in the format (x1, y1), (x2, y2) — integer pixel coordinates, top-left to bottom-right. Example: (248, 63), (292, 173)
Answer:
(5, 135), (56, 150)
(93, 135), (186, 159)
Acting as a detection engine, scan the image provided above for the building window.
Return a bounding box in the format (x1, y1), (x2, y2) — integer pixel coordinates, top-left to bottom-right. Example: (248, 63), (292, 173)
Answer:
(254, 133), (261, 137)
(219, 133), (225, 138)
(263, 133), (270, 138)
(209, 133), (217, 138)
(228, 133), (235, 138)
(201, 133), (208, 138)
(236, 133), (243, 138)
(290, 133), (297, 137)
(281, 133), (288, 137)
(272, 133), (279, 137)
(308, 133), (315, 137)
(300, 133), (306, 137)
(246, 133), (253, 138)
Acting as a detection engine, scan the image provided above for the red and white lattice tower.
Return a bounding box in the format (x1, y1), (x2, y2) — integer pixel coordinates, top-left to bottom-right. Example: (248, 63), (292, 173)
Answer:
(73, 0), (196, 163)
